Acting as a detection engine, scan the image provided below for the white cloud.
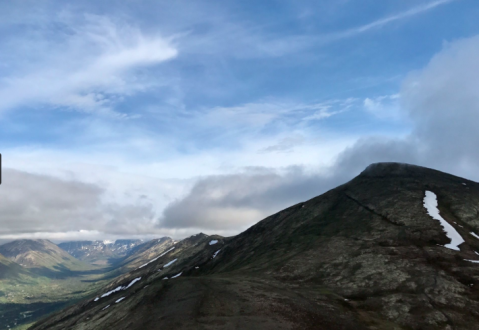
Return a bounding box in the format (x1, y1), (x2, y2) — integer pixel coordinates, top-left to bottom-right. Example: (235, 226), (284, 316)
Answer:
(202, 99), (352, 131)
(259, 134), (306, 154)
(160, 167), (336, 230)
(329, 0), (454, 40)
(363, 94), (401, 119)
(158, 33), (479, 233)
(0, 14), (177, 115)
(0, 168), (198, 242)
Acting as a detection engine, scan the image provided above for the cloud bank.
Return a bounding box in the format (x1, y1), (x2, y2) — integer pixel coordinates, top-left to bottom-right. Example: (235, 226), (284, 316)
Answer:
(159, 34), (479, 232)
(0, 169), (157, 241)
(0, 1), (473, 241)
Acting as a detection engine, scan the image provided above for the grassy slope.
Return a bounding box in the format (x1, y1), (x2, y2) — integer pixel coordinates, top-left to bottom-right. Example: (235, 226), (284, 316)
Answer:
(0, 240), (95, 278)
(0, 268), (113, 330)
(0, 240), (122, 330)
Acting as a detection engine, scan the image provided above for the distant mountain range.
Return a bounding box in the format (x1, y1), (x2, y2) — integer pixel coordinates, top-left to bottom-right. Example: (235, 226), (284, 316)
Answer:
(0, 239), (93, 277)
(0, 238), (154, 280)
(57, 239), (145, 265)
(27, 163), (479, 330)
(0, 237), (165, 330)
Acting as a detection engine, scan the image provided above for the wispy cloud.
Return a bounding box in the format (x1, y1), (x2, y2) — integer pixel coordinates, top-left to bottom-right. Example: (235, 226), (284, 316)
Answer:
(363, 94), (401, 119)
(201, 99), (353, 131)
(0, 14), (177, 116)
(329, 0), (454, 40)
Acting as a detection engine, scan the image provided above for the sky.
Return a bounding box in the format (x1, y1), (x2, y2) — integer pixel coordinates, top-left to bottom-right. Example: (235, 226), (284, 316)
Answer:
(1, 0), (479, 242)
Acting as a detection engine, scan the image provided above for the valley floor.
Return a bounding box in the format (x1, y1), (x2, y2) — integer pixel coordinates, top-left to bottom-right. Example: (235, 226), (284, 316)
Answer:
(0, 269), (112, 330)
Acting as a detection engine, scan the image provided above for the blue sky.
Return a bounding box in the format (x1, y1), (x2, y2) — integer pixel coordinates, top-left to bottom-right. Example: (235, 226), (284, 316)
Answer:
(1, 0), (479, 241)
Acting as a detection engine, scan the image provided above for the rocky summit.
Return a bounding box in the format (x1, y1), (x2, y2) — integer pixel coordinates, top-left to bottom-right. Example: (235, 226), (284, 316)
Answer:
(29, 163), (479, 330)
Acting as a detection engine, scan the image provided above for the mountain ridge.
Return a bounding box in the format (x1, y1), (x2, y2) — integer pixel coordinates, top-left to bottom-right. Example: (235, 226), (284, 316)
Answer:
(29, 163), (479, 330)
(57, 239), (145, 265)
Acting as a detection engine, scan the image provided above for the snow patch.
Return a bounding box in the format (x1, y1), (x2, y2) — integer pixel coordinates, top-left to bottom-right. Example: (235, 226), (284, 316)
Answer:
(471, 232), (479, 239)
(463, 183), (467, 186)
(163, 258), (178, 267)
(102, 305), (110, 311)
(137, 246), (175, 269)
(158, 246), (175, 258)
(465, 259), (479, 264)
(162, 277), (168, 280)
(171, 272), (182, 278)
(115, 297), (125, 303)
(423, 191), (465, 251)
(213, 250), (221, 258)
(209, 240), (218, 245)
(124, 277), (141, 290)
(100, 286), (123, 299)
(94, 277), (142, 302)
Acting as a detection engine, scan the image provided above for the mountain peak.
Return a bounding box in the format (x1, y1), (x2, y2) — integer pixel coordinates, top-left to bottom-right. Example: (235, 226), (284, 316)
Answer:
(358, 162), (468, 182)
(0, 239), (54, 253)
(0, 238), (90, 274)
(360, 162), (431, 177)
(25, 164), (479, 330)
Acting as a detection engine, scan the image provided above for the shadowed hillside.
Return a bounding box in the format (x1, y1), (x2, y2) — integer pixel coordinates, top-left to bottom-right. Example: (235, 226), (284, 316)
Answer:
(30, 163), (479, 330)
(0, 253), (31, 279)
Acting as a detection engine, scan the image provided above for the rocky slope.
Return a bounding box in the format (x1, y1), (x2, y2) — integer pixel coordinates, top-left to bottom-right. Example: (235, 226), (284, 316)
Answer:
(111, 237), (176, 270)
(29, 163), (479, 330)
(0, 239), (92, 276)
(58, 239), (145, 265)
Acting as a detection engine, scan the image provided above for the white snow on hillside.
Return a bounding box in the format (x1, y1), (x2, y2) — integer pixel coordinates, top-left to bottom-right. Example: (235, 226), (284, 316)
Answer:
(115, 297), (125, 303)
(100, 286), (123, 298)
(124, 277), (141, 289)
(138, 246), (175, 269)
(163, 258), (177, 267)
(471, 232), (479, 239)
(424, 191), (465, 251)
(158, 246), (175, 257)
(213, 250), (221, 258)
(102, 305), (110, 311)
(171, 272), (182, 278)
(209, 240), (218, 245)
(93, 277), (142, 302)
(465, 259), (479, 264)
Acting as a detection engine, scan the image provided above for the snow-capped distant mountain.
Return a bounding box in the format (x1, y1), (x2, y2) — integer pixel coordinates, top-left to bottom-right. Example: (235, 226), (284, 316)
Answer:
(57, 240), (145, 265)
